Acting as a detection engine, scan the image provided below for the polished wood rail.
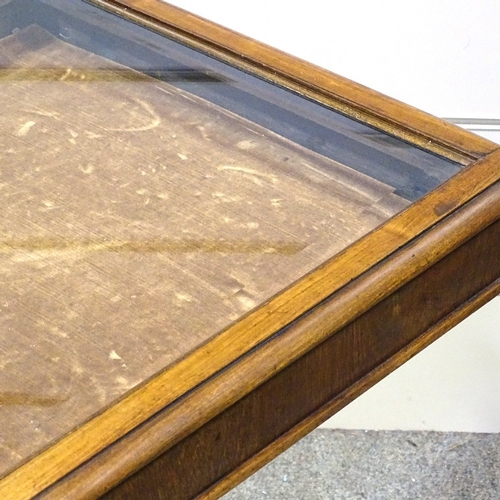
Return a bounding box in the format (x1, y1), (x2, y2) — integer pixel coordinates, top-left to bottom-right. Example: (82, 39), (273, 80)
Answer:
(0, 1), (499, 499)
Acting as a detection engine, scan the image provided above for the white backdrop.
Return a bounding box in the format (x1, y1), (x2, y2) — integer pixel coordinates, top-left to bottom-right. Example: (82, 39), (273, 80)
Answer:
(165, 0), (500, 119)
(164, 0), (500, 432)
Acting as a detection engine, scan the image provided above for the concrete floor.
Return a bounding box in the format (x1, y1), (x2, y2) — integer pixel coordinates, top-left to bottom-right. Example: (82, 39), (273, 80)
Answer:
(223, 429), (500, 499)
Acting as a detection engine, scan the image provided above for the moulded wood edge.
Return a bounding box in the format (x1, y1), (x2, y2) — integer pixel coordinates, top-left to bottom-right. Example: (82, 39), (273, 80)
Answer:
(36, 177), (500, 499)
(201, 276), (500, 500)
(1, 2), (500, 496)
(2, 149), (500, 500)
(99, 215), (500, 499)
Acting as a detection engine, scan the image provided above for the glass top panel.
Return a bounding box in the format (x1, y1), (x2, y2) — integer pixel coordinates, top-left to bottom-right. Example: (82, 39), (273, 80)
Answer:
(0, 0), (461, 476)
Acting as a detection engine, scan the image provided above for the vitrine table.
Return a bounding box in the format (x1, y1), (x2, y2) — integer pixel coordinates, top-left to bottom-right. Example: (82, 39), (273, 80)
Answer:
(1, 1), (499, 498)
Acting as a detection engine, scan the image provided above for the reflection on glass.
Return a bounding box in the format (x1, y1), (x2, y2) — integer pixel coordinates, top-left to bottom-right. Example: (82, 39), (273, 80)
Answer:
(0, 0), (461, 476)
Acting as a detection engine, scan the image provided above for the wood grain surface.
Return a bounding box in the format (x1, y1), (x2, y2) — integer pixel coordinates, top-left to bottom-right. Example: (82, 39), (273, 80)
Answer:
(102, 212), (500, 500)
(37, 176), (500, 499)
(1, 4), (500, 499)
(0, 25), (409, 476)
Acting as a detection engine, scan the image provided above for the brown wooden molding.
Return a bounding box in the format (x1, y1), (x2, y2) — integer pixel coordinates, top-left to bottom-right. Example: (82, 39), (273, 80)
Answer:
(2, 3), (500, 498)
(89, 0), (498, 163)
(2, 146), (500, 500)
(203, 278), (500, 500)
(42, 180), (500, 499)
(35, 155), (500, 498)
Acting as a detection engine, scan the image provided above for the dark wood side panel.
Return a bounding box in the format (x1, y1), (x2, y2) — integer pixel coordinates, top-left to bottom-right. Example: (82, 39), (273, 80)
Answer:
(35, 178), (500, 499)
(89, 212), (500, 498)
(5, 154), (500, 500)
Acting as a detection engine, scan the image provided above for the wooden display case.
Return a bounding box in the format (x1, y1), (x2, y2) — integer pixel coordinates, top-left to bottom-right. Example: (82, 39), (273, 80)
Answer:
(0, 1), (499, 498)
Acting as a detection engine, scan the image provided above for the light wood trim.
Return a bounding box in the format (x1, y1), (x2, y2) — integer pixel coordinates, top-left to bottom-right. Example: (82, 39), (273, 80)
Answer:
(1, 141), (500, 498)
(89, 0), (498, 163)
(203, 277), (500, 500)
(0, 151), (500, 499)
(1, 0), (500, 494)
(40, 176), (500, 499)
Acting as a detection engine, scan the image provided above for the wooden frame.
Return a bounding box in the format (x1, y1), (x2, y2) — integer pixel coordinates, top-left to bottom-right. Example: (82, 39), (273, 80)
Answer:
(1, 1), (499, 499)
